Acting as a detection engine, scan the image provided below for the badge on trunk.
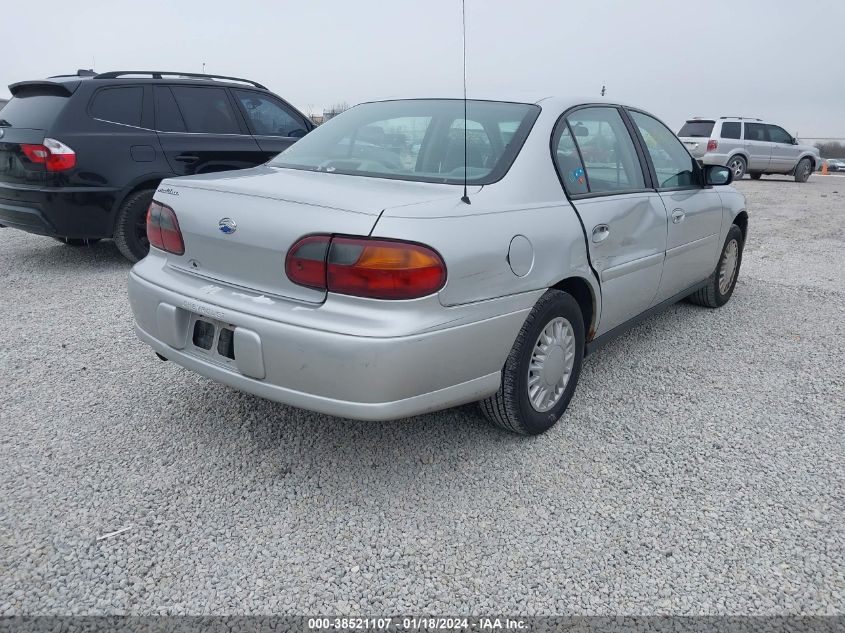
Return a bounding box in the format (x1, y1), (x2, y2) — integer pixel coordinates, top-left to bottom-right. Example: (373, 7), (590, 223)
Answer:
(218, 218), (237, 235)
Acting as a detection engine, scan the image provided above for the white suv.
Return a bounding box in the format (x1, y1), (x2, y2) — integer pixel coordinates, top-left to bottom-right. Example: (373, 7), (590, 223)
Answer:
(678, 117), (821, 182)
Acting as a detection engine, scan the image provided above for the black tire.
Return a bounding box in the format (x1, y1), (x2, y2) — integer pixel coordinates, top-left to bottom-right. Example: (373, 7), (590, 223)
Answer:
(794, 158), (812, 183)
(114, 189), (155, 262)
(727, 155), (747, 180)
(749, 173), (762, 180)
(52, 237), (102, 246)
(688, 224), (744, 308)
(479, 289), (585, 435)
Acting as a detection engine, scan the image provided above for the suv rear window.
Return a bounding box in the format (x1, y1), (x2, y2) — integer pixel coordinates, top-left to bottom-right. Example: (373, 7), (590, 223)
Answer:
(721, 122), (741, 139)
(0, 87), (69, 130)
(90, 86), (144, 127)
(678, 120), (714, 138)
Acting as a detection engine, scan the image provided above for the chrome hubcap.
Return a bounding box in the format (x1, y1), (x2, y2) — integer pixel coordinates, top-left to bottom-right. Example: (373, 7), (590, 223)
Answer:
(730, 159), (744, 177)
(527, 317), (576, 412)
(719, 239), (739, 295)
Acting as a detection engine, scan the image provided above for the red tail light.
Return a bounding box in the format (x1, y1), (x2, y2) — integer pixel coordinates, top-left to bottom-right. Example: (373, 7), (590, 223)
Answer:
(20, 138), (77, 172)
(706, 139), (718, 152)
(146, 200), (185, 255)
(286, 235), (446, 300)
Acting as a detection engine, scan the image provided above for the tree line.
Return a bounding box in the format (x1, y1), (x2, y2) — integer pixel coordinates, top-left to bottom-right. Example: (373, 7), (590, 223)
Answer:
(814, 141), (845, 159)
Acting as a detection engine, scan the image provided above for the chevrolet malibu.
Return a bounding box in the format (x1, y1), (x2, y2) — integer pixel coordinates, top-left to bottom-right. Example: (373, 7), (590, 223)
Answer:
(128, 97), (747, 435)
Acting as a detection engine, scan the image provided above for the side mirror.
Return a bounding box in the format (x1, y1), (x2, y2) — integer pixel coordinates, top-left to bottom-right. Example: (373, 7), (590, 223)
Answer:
(791, 137), (799, 145)
(705, 164), (733, 186)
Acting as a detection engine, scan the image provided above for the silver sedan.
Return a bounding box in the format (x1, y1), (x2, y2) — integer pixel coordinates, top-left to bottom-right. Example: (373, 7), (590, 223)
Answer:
(129, 96), (747, 434)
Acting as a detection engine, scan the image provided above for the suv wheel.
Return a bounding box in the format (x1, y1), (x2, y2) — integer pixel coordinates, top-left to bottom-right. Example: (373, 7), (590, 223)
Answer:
(688, 224), (744, 308)
(728, 156), (747, 180)
(479, 289), (585, 435)
(114, 189), (155, 262)
(749, 173), (762, 180)
(53, 237), (102, 246)
(794, 158), (813, 183)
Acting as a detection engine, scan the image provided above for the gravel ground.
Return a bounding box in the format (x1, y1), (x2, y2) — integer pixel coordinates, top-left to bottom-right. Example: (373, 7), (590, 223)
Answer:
(1, 176), (843, 616)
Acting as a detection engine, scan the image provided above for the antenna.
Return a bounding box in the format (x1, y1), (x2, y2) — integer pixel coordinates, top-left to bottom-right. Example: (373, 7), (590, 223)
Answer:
(460, 0), (471, 204)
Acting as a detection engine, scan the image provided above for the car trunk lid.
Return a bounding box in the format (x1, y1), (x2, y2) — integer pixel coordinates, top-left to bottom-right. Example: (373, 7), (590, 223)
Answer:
(158, 166), (461, 303)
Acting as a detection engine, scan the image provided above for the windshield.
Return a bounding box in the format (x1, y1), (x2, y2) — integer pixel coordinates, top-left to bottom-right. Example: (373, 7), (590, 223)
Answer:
(678, 120), (715, 138)
(270, 99), (540, 185)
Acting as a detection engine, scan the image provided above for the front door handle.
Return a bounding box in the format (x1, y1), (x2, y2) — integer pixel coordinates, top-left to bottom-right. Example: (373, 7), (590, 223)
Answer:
(174, 154), (200, 163)
(672, 209), (686, 224)
(592, 224), (610, 243)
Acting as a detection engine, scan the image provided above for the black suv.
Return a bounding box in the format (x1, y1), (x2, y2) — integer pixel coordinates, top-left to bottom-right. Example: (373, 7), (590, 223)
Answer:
(0, 70), (313, 261)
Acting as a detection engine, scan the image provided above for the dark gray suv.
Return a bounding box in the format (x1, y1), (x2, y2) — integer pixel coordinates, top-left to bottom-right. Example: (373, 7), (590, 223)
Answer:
(0, 70), (313, 261)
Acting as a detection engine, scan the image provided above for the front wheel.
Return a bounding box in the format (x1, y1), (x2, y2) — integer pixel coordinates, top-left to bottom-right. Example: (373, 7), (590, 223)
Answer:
(479, 290), (585, 435)
(794, 158), (813, 183)
(728, 156), (747, 180)
(688, 224), (744, 308)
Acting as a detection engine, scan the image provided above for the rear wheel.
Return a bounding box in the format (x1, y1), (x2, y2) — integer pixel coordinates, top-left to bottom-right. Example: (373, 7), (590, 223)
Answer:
(794, 158), (812, 183)
(749, 173), (762, 180)
(52, 237), (101, 246)
(114, 189), (155, 262)
(688, 224), (744, 308)
(479, 289), (585, 435)
(727, 155), (747, 180)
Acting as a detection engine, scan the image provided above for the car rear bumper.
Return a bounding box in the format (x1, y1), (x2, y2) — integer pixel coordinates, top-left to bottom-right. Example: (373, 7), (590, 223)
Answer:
(0, 182), (120, 238)
(128, 268), (536, 421)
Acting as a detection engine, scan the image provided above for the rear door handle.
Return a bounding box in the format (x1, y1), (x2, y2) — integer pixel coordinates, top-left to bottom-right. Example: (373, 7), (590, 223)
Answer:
(174, 154), (200, 163)
(672, 209), (686, 224)
(592, 224), (610, 243)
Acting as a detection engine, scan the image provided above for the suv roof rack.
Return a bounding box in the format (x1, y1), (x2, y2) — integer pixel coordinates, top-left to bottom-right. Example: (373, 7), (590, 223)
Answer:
(93, 71), (267, 90)
(719, 116), (762, 121)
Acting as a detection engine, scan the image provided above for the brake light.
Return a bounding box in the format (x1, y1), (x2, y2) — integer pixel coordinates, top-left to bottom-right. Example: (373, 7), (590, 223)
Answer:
(707, 139), (718, 152)
(146, 200), (185, 255)
(20, 138), (77, 172)
(286, 235), (446, 300)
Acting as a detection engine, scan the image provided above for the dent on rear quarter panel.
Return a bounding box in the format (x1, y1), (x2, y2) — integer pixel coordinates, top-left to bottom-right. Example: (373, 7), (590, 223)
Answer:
(372, 197), (595, 308)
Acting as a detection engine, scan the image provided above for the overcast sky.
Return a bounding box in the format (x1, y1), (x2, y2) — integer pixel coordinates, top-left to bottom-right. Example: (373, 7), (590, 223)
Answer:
(3, 0), (844, 138)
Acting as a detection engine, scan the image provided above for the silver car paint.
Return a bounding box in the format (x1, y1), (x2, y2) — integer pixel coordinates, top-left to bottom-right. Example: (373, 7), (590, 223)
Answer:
(680, 118), (820, 174)
(128, 96), (746, 420)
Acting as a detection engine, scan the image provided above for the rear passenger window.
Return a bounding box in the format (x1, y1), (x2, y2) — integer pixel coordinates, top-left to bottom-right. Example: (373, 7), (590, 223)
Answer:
(745, 123), (768, 141)
(90, 86), (143, 127)
(154, 87), (186, 132)
(552, 123), (588, 195)
(170, 86), (241, 134)
(721, 122), (741, 139)
(565, 107), (645, 193)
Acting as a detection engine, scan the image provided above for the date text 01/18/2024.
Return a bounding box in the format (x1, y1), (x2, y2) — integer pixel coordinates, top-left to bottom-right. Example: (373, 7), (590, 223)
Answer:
(307, 618), (527, 631)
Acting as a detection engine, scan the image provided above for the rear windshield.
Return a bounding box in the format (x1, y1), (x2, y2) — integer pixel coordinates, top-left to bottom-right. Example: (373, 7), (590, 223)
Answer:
(0, 87), (69, 130)
(270, 99), (540, 185)
(678, 120), (715, 138)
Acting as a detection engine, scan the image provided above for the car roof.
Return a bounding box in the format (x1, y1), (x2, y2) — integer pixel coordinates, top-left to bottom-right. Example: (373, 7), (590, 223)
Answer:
(356, 94), (643, 112)
(9, 71), (269, 96)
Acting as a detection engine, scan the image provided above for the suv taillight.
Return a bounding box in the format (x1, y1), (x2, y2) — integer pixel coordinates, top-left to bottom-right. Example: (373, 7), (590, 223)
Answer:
(286, 235), (446, 300)
(20, 138), (77, 172)
(147, 200), (185, 255)
(706, 139), (718, 152)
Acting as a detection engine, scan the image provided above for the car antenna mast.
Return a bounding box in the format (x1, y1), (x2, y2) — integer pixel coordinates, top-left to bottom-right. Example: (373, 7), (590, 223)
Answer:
(460, 0), (471, 204)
